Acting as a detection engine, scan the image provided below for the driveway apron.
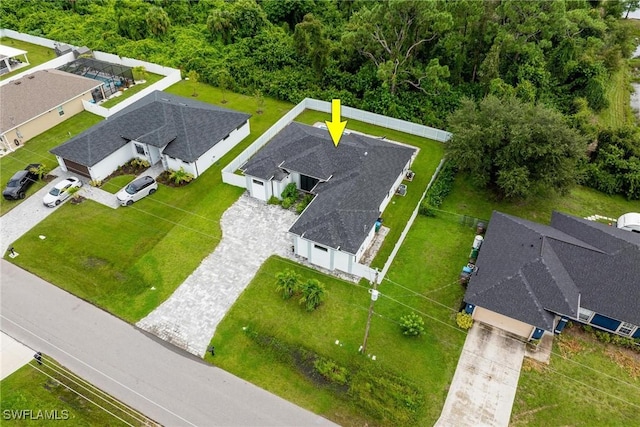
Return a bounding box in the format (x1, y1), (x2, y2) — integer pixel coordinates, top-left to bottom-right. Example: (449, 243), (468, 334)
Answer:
(137, 194), (297, 357)
(435, 322), (526, 427)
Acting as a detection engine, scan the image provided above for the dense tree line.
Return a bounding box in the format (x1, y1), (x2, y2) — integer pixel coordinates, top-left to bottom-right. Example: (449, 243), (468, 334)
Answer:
(3, 0), (639, 199)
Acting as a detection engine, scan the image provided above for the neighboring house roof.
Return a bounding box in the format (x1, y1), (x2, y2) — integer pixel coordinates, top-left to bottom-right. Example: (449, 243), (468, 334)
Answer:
(465, 211), (640, 331)
(51, 91), (251, 165)
(243, 122), (416, 254)
(0, 69), (101, 133)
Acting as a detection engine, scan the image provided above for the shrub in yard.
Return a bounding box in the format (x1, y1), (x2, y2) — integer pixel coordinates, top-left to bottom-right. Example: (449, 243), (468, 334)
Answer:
(89, 179), (102, 188)
(313, 357), (349, 385)
(281, 182), (298, 199)
(168, 167), (194, 185)
(267, 195), (281, 205)
(29, 164), (48, 180)
(281, 197), (295, 209)
(418, 203), (436, 217)
(456, 311), (474, 330)
(591, 328), (640, 352)
(275, 269), (301, 300)
(399, 313), (425, 336)
(295, 194), (314, 214)
(130, 158), (150, 169)
(419, 161), (457, 216)
(299, 279), (326, 311)
(67, 185), (82, 201)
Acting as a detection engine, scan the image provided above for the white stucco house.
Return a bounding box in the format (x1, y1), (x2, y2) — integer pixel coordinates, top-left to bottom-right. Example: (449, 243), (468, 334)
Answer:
(51, 91), (251, 182)
(242, 122), (416, 275)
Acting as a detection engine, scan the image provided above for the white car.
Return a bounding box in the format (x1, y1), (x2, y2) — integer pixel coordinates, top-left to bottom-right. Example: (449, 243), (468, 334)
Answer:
(616, 212), (640, 233)
(43, 177), (82, 207)
(116, 176), (157, 206)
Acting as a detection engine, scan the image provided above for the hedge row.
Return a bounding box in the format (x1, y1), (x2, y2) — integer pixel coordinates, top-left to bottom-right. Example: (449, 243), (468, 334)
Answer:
(419, 161), (457, 217)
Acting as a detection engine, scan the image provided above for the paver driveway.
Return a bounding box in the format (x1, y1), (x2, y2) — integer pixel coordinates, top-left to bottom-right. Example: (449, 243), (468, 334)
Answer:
(435, 322), (526, 427)
(137, 194), (297, 357)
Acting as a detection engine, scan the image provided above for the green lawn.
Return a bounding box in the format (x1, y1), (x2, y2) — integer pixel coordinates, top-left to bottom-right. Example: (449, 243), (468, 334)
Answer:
(597, 64), (634, 128)
(442, 173), (639, 224)
(5, 80), (448, 324)
(209, 170), (640, 425)
(102, 175), (135, 194)
(0, 112), (103, 216)
(0, 38), (55, 81)
(5, 80), (295, 322)
(0, 357), (149, 426)
(99, 72), (163, 108)
(512, 325), (640, 426)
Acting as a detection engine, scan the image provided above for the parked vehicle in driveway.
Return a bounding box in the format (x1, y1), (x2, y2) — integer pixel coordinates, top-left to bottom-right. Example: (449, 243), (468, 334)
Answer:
(2, 163), (42, 200)
(43, 177), (82, 207)
(116, 176), (157, 206)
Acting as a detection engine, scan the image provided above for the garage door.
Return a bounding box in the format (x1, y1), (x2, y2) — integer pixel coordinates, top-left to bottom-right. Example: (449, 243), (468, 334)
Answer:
(63, 159), (90, 178)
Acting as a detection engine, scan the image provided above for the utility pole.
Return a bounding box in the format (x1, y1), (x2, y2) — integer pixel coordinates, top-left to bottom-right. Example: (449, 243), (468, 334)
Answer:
(360, 269), (379, 354)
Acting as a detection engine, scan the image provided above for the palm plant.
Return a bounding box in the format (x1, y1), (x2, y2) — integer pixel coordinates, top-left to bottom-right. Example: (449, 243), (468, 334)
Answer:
(29, 164), (48, 180)
(67, 185), (82, 202)
(299, 279), (326, 311)
(169, 168), (194, 185)
(275, 269), (301, 300)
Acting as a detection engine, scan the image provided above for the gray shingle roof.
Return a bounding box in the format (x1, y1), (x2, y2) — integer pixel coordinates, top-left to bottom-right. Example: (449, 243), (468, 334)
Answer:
(243, 123), (416, 254)
(465, 211), (640, 331)
(1, 69), (101, 133)
(51, 91), (250, 165)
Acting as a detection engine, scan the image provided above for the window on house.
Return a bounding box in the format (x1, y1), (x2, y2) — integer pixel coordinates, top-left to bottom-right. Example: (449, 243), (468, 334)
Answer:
(578, 307), (594, 322)
(314, 245), (328, 252)
(252, 179), (264, 186)
(618, 322), (636, 336)
(135, 144), (145, 155)
(57, 106), (65, 116)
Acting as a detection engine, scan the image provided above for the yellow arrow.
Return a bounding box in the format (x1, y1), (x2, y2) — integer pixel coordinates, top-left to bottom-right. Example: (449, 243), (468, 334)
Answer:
(325, 99), (347, 147)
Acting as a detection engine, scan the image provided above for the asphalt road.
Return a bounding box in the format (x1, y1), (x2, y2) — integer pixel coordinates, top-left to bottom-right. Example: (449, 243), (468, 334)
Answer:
(0, 260), (336, 427)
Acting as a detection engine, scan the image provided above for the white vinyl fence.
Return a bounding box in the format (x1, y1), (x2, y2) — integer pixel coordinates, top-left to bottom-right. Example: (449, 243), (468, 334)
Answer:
(222, 98), (451, 283)
(222, 98), (451, 186)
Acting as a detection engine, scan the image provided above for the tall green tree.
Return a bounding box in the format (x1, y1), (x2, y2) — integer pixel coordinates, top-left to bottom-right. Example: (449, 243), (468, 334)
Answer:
(446, 96), (585, 199)
(145, 6), (171, 37)
(293, 13), (329, 76)
(344, 0), (453, 94)
(114, 0), (150, 40)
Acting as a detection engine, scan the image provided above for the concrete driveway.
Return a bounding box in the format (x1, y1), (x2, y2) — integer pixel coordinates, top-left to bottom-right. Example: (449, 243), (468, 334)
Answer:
(435, 322), (526, 427)
(137, 194), (297, 357)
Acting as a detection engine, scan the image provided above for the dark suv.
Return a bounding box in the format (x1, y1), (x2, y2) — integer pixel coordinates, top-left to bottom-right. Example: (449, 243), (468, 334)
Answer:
(3, 164), (42, 200)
